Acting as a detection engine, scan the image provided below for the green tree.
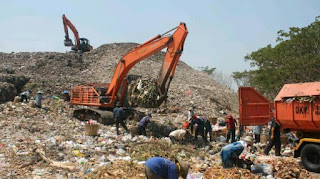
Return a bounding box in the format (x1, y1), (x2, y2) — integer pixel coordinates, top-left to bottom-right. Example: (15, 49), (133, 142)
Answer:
(199, 66), (216, 75)
(233, 16), (320, 99)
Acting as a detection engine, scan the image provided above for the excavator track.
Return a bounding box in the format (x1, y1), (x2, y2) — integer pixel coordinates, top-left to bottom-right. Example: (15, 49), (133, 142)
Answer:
(73, 107), (146, 125)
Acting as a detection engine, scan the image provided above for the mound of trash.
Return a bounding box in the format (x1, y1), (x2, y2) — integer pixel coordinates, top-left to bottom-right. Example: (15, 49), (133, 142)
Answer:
(0, 43), (238, 117)
(0, 74), (30, 93)
(0, 82), (17, 102)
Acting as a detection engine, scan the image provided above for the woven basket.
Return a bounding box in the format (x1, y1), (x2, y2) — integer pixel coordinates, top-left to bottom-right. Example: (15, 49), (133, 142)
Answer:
(84, 124), (100, 136)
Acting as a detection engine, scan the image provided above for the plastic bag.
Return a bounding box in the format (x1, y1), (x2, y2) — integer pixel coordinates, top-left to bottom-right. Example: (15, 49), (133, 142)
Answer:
(216, 136), (226, 143)
(251, 164), (273, 176)
(186, 172), (203, 179)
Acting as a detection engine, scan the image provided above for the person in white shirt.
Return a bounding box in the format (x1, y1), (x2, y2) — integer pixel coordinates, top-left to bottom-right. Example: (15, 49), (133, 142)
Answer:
(169, 129), (187, 144)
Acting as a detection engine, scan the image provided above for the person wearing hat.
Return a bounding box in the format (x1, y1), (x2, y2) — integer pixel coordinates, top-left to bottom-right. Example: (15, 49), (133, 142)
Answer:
(113, 102), (129, 135)
(145, 157), (190, 179)
(36, 90), (44, 108)
(220, 136), (253, 168)
(63, 90), (70, 101)
(226, 114), (237, 143)
(138, 112), (152, 136)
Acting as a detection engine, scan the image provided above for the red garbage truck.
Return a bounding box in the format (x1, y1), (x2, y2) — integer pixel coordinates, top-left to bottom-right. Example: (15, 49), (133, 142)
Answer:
(239, 82), (320, 172)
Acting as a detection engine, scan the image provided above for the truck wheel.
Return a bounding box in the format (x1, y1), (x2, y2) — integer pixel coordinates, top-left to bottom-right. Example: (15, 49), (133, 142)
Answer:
(301, 144), (320, 172)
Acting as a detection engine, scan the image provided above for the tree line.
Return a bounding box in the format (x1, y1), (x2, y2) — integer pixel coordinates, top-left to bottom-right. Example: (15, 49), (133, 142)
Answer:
(201, 16), (320, 99)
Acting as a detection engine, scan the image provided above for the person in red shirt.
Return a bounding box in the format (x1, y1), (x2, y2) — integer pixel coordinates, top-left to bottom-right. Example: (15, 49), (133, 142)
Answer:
(226, 114), (237, 143)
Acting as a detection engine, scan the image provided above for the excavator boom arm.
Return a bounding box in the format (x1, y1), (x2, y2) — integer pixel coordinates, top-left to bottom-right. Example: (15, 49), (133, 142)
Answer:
(157, 23), (188, 92)
(106, 23), (188, 104)
(62, 14), (80, 48)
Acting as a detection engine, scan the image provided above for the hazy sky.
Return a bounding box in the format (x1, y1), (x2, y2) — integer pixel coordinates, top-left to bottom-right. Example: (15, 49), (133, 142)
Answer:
(0, 0), (319, 74)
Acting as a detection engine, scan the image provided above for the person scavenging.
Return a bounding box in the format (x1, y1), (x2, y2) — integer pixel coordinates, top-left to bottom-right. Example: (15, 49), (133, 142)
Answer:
(138, 112), (152, 136)
(113, 102), (130, 135)
(226, 114), (237, 143)
(145, 157), (190, 179)
(220, 136), (253, 168)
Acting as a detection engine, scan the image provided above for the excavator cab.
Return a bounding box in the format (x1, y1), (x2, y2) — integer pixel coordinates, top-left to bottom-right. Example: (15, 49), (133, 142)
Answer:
(77, 38), (92, 52)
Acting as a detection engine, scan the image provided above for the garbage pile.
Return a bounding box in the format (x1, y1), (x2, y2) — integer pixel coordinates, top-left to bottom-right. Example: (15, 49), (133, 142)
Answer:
(0, 82), (17, 103)
(0, 51), (86, 97)
(0, 74), (30, 93)
(0, 74), (30, 102)
(0, 43), (238, 118)
(0, 98), (319, 178)
(0, 99), (212, 178)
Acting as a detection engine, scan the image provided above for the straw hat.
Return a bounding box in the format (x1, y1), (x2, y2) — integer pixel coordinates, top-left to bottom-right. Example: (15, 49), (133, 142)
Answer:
(177, 159), (190, 179)
(243, 136), (253, 146)
(37, 90), (44, 94)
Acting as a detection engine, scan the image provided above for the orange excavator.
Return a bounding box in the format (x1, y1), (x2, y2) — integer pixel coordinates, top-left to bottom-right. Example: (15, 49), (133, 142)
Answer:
(62, 14), (93, 53)
(70, 22), (188, 123)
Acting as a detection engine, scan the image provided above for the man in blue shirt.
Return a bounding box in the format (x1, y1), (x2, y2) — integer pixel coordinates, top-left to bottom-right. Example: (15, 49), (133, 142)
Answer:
(113, 102), (129, 135)
(220, 136), (253, 168)
(145, 157), (189, 179)
(138, 112), (152, 136)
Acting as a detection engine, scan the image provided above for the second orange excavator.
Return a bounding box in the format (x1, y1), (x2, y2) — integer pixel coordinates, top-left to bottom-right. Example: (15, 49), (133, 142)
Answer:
(62, 14), (93, 53)
(70, 22), (188, 123)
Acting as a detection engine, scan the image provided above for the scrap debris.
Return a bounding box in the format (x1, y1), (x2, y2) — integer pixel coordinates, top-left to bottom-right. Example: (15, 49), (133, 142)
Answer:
(87, 160), (145, 179)
(203, 166), (261, 179)
(258, 157), (315, 179)
(36, 149), (76, 170)
(127, 78), (161, 108)
(129, 140), (201, 161)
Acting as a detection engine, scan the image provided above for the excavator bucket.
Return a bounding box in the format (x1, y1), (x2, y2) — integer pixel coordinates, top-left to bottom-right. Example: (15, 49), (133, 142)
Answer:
(239, 87), (273, 126)
(64, 39), (73, 47)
